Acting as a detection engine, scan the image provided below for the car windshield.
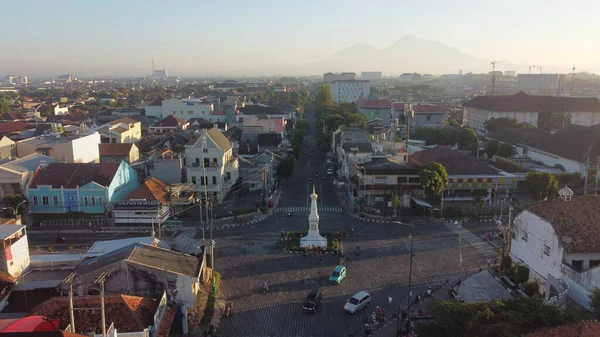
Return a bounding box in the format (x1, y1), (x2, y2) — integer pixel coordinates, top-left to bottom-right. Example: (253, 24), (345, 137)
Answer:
(349, 298), (360, 305)
(332, 271), (340, 277)
(304, 300), (315, 307)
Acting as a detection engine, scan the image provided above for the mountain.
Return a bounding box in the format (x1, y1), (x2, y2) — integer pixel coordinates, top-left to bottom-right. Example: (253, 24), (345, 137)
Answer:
(300, 34), (492, 75)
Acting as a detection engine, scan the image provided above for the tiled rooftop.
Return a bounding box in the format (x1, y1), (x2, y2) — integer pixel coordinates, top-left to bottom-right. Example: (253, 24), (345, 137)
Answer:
(129, 177), (170, 204)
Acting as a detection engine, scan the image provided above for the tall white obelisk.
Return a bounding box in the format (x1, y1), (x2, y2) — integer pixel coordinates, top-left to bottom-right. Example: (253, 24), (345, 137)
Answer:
(300, 185), (327, 248)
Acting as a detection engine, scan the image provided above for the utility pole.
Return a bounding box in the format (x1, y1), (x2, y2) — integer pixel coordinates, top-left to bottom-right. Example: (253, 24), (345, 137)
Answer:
(503, 204), (512, 258)
(584, 157), (590, 195)
(157, 207), (162, 239)
(96, 272), (109, 337)
(64, 273), (76, 334)
(200, 134), (209, 239)
(570, 66), (576, 97)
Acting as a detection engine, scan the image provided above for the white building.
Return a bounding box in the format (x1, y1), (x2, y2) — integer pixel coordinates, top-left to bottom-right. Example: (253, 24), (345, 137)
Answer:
(323, 72), (356, 84)
(145, 98), (225, 123)
(462, 91), (600, 135)
(16, 132), (101, 163)
(504, 71), (516, 77)
(510, 189), (596, 309)
(0, 225), (30, 277)
(517, 74), (560, 91)
(360, 72), (382, 81)
(112, 177), (171, 226)
(329, 80), (371, 103)
(184, 128), (239, 203)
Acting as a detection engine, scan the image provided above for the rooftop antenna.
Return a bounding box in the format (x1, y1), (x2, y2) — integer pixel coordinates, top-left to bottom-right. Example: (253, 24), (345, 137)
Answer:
(491, 60), (506, 95)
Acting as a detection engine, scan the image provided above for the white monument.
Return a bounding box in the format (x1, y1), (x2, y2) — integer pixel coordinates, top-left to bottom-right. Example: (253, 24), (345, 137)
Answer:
(300, 186), (327, 248)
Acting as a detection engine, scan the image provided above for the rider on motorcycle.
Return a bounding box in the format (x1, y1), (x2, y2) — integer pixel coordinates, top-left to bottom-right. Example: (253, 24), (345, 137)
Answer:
(262, 280), (268, 292)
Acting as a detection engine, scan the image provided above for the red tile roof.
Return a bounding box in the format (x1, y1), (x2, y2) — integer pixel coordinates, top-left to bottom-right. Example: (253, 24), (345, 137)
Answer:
(153, 115), (188, 127)
(356, 98), (392, 108)
(29, 294), (159, 334)
(129, 177), (170, 204)
(29, 163), (120, 189)
(99, 143), (135, 156)
(525, 321), (600, 337)
(108, 117), (137, 125)
(527, 195), (600, 254)
(413, 104), (448, 113)
(0, 122), (34, 135)
(464, 92), (600, 113)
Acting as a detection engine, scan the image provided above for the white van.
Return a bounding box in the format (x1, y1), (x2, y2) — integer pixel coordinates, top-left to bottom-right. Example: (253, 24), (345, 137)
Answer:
(344, 291), (371, 314)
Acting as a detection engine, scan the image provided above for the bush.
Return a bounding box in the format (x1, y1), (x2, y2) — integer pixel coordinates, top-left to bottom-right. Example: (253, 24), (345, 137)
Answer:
(200, 271), (221, 328)
(494, 157), (527, 173)
(511, 265), (530, 284)
(524, 281), (540, 297)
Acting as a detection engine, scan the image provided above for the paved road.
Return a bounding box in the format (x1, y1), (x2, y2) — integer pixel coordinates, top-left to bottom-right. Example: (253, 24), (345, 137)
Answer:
(214, 108), (490, 337)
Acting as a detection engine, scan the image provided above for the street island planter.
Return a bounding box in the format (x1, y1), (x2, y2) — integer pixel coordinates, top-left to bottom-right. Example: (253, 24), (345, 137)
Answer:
(284, 231), (339, 253)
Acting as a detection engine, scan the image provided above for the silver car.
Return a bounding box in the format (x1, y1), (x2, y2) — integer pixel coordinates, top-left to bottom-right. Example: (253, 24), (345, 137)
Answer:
(344, 291), (371, 314)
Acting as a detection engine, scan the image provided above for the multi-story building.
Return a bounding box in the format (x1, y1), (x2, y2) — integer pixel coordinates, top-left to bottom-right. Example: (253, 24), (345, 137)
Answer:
(236, 105), (291, 122)
(99, 143), (140, 164)
(0, 154), (57, 198)
(356, 98), (393, 126)
(242, 115), (286, 135)
(504, 71), (516, 77)
(399, 73), (421, 82)
(95, 117), (142, 144)
(463, 92), (600, 135)
(411, 103), (448, 129)
(145, 98), (225, 123)
(323, 72), (356, 84)
(360, 72), (382, 81)
(149, 115), (189, 134)
(0, 136), (16, 163)
(0, 225), (29, 277)
(16, 132), (101, 163)
(517, 74), (560, 91)
(329, 80), (371, 103)
(26, 161), (139, 225)
(112, 177), (171, 226)
(184, 128), (239, 203)
(145, 151), (183, 184)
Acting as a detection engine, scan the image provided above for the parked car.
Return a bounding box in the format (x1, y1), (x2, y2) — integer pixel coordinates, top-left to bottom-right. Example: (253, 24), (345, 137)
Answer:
(344, 291), (371, 314)
(329, 265), (346, 284)
(302, 288), (323, 313)
(327, 168), (333, 176)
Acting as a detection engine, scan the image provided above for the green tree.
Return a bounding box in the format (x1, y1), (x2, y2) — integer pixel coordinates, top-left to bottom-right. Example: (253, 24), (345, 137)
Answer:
(315, 84), (334, 112)
(590, 288), (600, 319)
(484, 117), (518, 133)
(496, 143), (516, 158)
(0, 99), (11, 113)
(419, 162), (449, 205)
(276, 156), (295, 178)
(296, 119), (309, 131)
(457, 128), (479, 150)
(316, 133), (332, 153)
(486, 139), (500, 158)
(525, 171), (559, 201)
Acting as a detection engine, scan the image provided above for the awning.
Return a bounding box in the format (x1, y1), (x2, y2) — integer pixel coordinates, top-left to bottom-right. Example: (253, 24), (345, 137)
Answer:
(411, 197), (432, 208)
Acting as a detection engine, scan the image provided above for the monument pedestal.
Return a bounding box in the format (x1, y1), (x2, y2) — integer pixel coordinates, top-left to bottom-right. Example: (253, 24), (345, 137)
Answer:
(300, 186), (327, 248)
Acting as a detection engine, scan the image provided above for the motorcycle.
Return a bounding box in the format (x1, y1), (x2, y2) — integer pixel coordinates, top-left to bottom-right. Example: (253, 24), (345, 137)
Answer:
(355, 246), (361, 256)
(224, 302), (233, 317)
(262, 282), (269, 293)
(288, 212), (292, 217)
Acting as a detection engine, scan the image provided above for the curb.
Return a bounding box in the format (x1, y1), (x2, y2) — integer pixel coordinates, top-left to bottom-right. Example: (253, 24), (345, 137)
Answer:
(283, 249), (338, 254)
(442, 219), (499, 224)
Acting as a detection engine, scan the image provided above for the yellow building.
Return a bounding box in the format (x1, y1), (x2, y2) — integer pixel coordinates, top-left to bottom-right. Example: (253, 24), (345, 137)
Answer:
(97, 117), (142, 144)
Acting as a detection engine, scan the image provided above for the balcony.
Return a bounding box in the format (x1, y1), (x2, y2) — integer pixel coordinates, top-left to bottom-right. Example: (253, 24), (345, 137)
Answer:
(561, 263), (600, 294)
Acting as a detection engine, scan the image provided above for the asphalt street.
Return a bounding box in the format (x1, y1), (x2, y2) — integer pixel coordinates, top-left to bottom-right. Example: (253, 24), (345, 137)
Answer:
(214, 108), (490, 337)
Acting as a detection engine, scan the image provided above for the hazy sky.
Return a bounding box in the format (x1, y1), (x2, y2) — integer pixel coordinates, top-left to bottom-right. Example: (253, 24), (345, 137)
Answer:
(2, 0), (599, 77)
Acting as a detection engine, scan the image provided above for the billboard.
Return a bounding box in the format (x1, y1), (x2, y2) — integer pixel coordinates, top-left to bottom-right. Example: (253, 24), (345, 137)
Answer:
(60, 97), (68, 103)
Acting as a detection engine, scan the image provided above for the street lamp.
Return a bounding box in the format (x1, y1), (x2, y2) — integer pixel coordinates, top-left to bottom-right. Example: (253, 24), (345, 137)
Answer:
(3, 199), (27, 215)
(393, 221), (414, 336)
(456, 222), (463, 271)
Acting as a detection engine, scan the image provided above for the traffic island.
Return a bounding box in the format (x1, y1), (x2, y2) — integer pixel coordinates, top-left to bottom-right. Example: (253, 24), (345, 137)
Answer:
(283, 231), (340, 254)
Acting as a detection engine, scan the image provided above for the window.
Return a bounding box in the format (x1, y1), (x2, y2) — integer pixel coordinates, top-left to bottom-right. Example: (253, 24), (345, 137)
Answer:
(543, 244), (550, 256)
(192, 176), (197, 184)
(173, 110), (176, 114)
(212, 176), (217, 185)
(204, 158), (210, 167)
(33, 196), (39, 205)
(212, 158), (218, 166)
(226, 172), (231, 180)
(53, 196), (58, 205)
(98, 196), (103, 205)
(42, 196), (49, 205)
(521, 231), (528, 242)
(195, 158), (200, 164)
(84, 196), (89, 205)
(200, 177), (205, 186)
(426, 115), (431, 122)
(92, 196), (96, 205)
(203, 148), (208, 153)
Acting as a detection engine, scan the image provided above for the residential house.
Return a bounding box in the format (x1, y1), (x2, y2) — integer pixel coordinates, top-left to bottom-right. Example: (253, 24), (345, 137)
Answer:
(0, 154), (58, 198)
(69, 243), (204, 324)
(410, 148), (517, 202)
(26, 161), (139, 225)
(0, 225), (29, 277)
(510, 188), (593, 309)
(412, 103), (448, 128)
(257, 133), (284, 152)
(95, 117), (142, 144)
(147, 98), (225, 123)
(99, 143), (140, 164)
(242, 114), (286, 135)
(238, 156), (262, 192)
(16, 132), (101, 163)
(248, 151), (281, 194)
(145, 150), (184, 184)
(236, 105), (291, 122)
(463, 91), (600, 135)
(30, 294), (175, 337)
(0, 136), (16, 163)
(0, 122), (35, 140)
(277, 103), (299, 120)
(112, 177), (171, 226)
(223, 127), (242, 154)
(487, 127), (551, 158)
(184, 128), (239, 203)
(356, 99), (394, 126)
(149, 115), (189, 134)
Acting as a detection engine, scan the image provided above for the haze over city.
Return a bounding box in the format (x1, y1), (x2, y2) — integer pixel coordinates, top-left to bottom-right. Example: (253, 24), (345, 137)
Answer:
(2, 0), (600, 77)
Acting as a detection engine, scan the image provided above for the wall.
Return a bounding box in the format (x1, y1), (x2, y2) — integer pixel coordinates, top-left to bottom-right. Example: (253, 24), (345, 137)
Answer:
(28, 186), (67, 213)
(510, 210), (563, 282)
(162, 99), (217, 121)
(413, 113), (445, 128)
(107, 161), (139, 204)
(0, 231), (29, 277)
(78, 182), (110, 213)
(0, 137), (15, 161)
(113, 205), (170, 225)
(570, 112), (600, 127)
(330, 81), (370, 103)
(463, 107), (539, 135)
(524, 147), (584, 175)
(147, 158), (183, 184)
(358, 107), (392, 125)
(71, 132), (101, 163)
(119, 122), (142, 143)
(145, 105), (162, 119)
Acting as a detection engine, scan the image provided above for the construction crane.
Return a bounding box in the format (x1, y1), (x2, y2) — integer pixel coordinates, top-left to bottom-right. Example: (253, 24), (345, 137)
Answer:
(491, 60), (506, 95)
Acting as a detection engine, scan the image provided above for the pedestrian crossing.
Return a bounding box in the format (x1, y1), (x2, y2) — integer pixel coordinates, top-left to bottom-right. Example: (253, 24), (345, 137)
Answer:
(275, 206), (343, 213)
